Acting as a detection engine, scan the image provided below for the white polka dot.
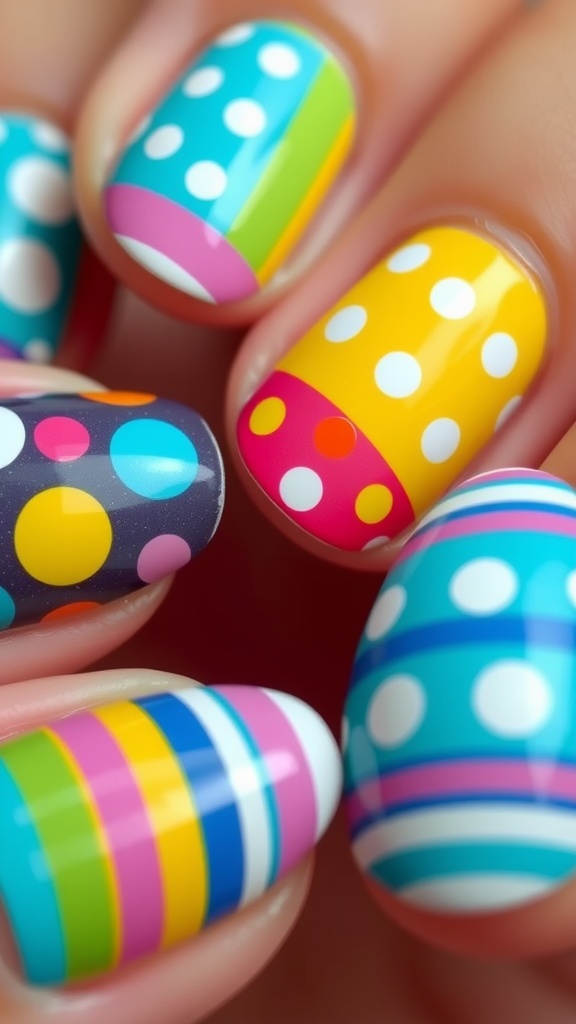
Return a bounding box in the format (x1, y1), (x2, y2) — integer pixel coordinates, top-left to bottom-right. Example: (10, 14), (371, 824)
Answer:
(143, 124), (184, 159)
(32, 121), (69, 152)
(215, 23), (255, 46)
(367, 675), (426, 748)
(223, 98), (267, 138)
(257, 42), (301, 78)
(421, 418), (460, 463)
(185, 160), (228, 201)
(365, 584), (407, 641)
(387, 243), (431, 273)
(7, 156), (74, 224)
(430, 277), (476, 320)
(24, 338), (53, 363)
(472, 661), (552, 738)
(565, 570), (576, 609)
(361, 536), (390, 550)
(449, 558), (518, 616)
(0, 239), (60, 312)
(183, 66), (225, 97)
(482, 332), (518, 379)
(495, 395), (522, 431)
(128, 114), (152, 145)
(0, 407), (25, 468)
(324, 305), (367, 342)
(374, 351), (422, 399)
(279, 466), (323, 512)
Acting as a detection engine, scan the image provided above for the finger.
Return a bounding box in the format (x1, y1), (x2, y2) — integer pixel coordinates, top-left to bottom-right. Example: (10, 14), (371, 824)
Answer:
(230, 0), (576, 570)
(0, 0), (141, 365)
(0, 361), (224, 684)
(343, 442), (576, 959)
(0, 669), (340, 1024)
(75, 0), (521, 323)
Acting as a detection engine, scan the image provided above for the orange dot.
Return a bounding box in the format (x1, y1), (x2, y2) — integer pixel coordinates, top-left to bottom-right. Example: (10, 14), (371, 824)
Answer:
(80, 391), (156, 406)
(313, 417), (357, 459)
(42, 601), (101, 622)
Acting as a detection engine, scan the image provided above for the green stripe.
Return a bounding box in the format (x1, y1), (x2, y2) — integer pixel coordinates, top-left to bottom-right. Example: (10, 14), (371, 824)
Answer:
(1, 730), (116, 980)
(227, 57), (354, 272)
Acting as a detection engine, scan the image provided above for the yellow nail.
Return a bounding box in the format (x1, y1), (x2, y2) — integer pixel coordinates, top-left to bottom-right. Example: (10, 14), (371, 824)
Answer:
(237, 226), (548, 550)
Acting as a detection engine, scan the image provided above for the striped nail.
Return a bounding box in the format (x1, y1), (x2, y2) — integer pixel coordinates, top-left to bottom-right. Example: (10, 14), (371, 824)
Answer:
(0, 391), (223, 629)
(237, 226), (547, 550)
(344, 469), (576, 912)
(0, 113), (83, 363)
(104, 21), (355, 303)
(0, 684), (341, 984)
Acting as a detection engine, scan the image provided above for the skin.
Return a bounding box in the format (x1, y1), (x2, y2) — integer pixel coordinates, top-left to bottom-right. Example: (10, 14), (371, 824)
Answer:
(3, 0), (576, 1021)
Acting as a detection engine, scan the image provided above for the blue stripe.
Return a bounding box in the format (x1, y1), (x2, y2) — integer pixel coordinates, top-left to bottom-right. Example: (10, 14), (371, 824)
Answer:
(349, 792), (576, 840)
(0, 760), (66, 984)
(206, 689), (281, 887)
(136, 692), (245, 921)
(414, 498), (576, 539)
(351, 615), (575, 687)
(369, 842), (576, 890)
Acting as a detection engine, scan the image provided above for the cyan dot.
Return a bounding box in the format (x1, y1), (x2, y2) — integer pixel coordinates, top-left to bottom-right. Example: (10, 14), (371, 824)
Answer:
(0, 587), (15, 630)
(110, 419), (198, 499)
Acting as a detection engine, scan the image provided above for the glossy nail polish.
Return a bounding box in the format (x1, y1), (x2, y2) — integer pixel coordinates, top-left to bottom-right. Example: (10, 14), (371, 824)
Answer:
(0, 113), (83, 362)
(344, 469), (576, 912)
(0, 391), (223, 629)
(105, 21), (355, 303)
(0, 684), (341, 984)
(238, 226), (548, 550)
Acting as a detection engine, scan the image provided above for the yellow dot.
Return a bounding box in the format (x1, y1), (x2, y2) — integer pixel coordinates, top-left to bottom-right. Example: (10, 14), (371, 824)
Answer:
(249, 397), (286, 436)
(355, 484), (393, 525)
(15, 487), (112, 586)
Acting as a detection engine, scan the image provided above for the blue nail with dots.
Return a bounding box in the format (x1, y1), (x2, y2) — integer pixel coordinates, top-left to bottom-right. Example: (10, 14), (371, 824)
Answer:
(344, 469), (576, 914)
(105, 21), (355, 304)
(0, 391), (224, 630)
(0, 113), (83, 363)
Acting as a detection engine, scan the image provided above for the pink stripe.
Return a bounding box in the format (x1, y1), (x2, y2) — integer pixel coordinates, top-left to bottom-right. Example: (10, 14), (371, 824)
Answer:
(238, 371), (415, 550)
(216, 686), (317, 876)
(398, 510), (576, 564)
(51, 713), (164, 964)
(105, 183), (258, 302)
(346, 758), (576, 827)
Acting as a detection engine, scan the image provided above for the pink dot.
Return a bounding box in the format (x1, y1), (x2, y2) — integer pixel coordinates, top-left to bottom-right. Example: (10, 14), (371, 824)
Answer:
(137, 534), (192, 583)
(34, 416), (90, 462)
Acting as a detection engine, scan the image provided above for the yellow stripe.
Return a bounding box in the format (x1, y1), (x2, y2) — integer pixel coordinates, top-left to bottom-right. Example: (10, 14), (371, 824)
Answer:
(93, 702), (207, 946)
(257, 114), (355, 286)
(45, 728), (122, 968)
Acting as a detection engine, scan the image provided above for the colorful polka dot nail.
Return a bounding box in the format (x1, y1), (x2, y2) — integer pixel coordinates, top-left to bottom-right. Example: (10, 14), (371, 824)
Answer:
(105, 21), (355, 303)
(0, 683), (341, 985)
(344, 469), (576, 913)
(0, 392), (224, 629)
(0, 114), (83, 362)
(237, 226), (548, 551)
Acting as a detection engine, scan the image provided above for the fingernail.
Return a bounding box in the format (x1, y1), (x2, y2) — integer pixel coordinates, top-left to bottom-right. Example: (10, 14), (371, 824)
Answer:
(344, 468), (576, 913)
(0, 391), (223, 629)
(104, 21), (355, 303)
(0, 113), (83, 363)
(237, 226), (548, 551)
(0, 684), (341, 984)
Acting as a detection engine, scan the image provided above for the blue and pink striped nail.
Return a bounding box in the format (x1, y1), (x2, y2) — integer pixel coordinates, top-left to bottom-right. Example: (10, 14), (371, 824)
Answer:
(344, 469), (576, 913)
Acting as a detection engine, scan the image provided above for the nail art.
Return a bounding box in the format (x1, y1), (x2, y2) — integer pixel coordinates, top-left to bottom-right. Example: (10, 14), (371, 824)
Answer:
(0, 392), (223, 629)
(238, 226), (548, 550)
(0, 113), (83, 362)
(343, 468), (576, 913)
(0, 684), (341, 984)
(105, 21), (355, 303)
